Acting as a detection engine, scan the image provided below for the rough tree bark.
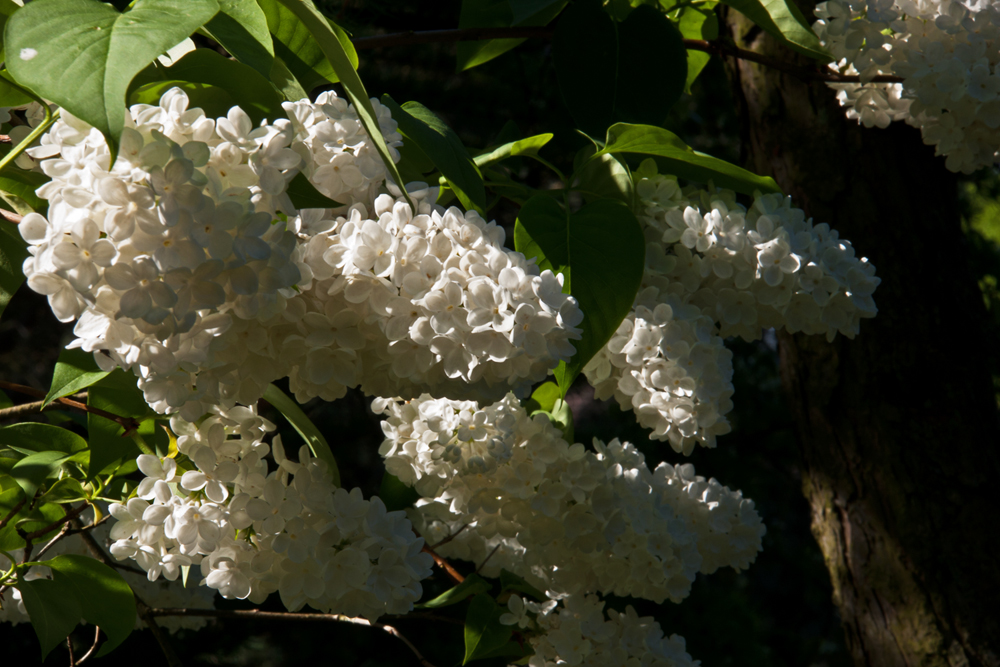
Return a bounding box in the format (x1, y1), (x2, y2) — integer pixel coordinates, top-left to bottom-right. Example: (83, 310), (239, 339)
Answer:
(723, 10), (1000, 667)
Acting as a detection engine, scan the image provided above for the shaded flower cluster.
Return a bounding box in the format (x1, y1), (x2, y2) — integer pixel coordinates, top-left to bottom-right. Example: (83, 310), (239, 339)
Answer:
(583, 164), (879, 452)
(814, 0), (1000, 172)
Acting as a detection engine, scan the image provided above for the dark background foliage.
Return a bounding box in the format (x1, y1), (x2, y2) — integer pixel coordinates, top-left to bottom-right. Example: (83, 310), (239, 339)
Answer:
(2, 1), (998, 664)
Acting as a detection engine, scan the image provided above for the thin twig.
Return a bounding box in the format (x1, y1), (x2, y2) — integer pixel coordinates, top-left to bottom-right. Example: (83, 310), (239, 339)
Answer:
(0, 381), (140, 435)
(1, 209), (22, 225)
(476, 544), (502, 575)
(33, 521), (73, 561)
(428, 524), (468, 550)
(66, 636), (75, 666)
(74, 625), (101, 665)
(76, 530), (182, 667)
(147, 608), (438, 667)
(0, 392), (88, 421)
(21, 503), (90, 542)
(421, 545), (465, 584)
(350, 27), (904, 83)
(0, 497), (26, 532)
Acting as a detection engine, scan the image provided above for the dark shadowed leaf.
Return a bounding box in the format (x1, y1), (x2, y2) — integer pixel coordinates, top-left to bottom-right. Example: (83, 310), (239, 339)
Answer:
(17, 577), (82, 660)
(204, 0), (274, 77)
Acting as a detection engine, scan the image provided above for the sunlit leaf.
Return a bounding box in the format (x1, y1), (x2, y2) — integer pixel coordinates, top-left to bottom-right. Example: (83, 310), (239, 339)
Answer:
(418, 573), (491, 609)
(719, 0), (831, 60)
(264, 383), (339, 486)
(43, 347), (109, 407)
(5, 0), (220, 160)
(204, 0), (274, 77)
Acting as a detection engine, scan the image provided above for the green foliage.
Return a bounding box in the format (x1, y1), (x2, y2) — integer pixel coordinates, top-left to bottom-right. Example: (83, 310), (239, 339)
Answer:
(43, 347), (110, 408)
(499, 568), (547, 601)
(17, 576), (82, 659)
(473, 133), (554, 169)
(599, 123), (781, 194)
(418, 573), (492, 608)
(287, 172), (342, 209)
(515, 195), (645, 395)
(718, 0), (830, 60)
(377, 471), (420, 511)
(258, 0), (358, 92)
(463, 593), (513, 664)
(263, 383), (339, 486)
(0, 218), (27, 322)
(0, 167), (48, 215)
(86, 371), (158, 477)
(664, 0), (720, 91)
(204, 0), (275, 78)
(43, 554), (137, 656)
(456, 0), (568, 71)
(5, 0), (220, 160)
(129, 48), (285, 124)
(276, 0), (414, 210)
(524, 381), (574, 442)
(554, 1), (687, 136)
(382, 96), (487, 214)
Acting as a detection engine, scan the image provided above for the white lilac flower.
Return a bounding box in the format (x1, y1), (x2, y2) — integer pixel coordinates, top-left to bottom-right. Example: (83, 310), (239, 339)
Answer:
(377, 393), (765, 605)
(814, 0), (1000, 173)
(583, 165), (879, 453)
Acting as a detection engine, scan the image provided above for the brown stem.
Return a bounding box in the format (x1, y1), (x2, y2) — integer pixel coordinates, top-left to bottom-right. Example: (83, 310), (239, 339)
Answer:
(349, 28), (903, 84)
(148, 608), (438, 667)
(421, 544), (465, 584)
(0, 497), (26, 532)
(66, 636), (75, 666)
(1, 209), (22, 225)
(0, 381), (140, 435)
(0, 393), (88, 421)
(74, 625), (101, 665)
(428, 524), (468, 550)
(76, 530), (182, 667)
(21, 503), (90, 542)
(476, 544), (501, 575)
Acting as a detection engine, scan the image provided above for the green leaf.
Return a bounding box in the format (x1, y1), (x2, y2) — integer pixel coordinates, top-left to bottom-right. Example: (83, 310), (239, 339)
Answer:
(0, 423), (88, 456)
(474, 133), (554, 169)
(464, 593), (513, 664)
(263, 383), (339, 486)
(274, 0), (413, 210)
(43, 347), (110, 408)
(10, 450), (70, 499)
(515, 196), (645, 393)
(39, 478), (88, 504)
(382, 96), (486, 215)
(525, 381), (561, 414)
(17, 577), (82, 660)
(499, 569), (547, 601)
(513, 196), (569, 282)
(555, 2), (686, 136)
(523, 383), (575, 442)
(269, 55), (308, 102)
(614, 5), (687, 126)
(287, 172), (341, 210)
(553, 0), (616, 137)
(508, 0), (565, 24)
(0, 166), (49, 214)
(378, 471), (420, 512)
(5, 0), (221, 160)
(573, 150), (633, 205)
(129, 48), (284, 125)
(86, 370), (154, 478)
(456, 0), (568, 72)
(667, 1), (719, 91)
(204, 0), (274, 77)
(0, 214), (27, 322)
(418, 573), (491, 609)
(0, 70), (34, 108)
(257, 0), (357, 92)
(719, 0), (830, 60)
(597, 122), (781, 195)
(45, 554), (136, 656)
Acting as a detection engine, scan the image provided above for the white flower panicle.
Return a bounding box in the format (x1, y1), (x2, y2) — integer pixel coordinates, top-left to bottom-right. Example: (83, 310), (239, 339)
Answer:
(584, 168), (879, 452)
(287, 192), (583, 405)
(813, 0), (1000, 173)
(20, 88), (581, 419)
(106, 404), (433, 621)
(508, 593), (699, 667)
(0, 520), (216, 633)
(377, 394), (765, 605)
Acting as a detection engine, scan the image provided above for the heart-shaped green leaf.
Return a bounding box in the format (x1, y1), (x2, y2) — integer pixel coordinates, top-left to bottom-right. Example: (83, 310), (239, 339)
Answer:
(17, 577), (82, 660)
(5, 0), (220, 160)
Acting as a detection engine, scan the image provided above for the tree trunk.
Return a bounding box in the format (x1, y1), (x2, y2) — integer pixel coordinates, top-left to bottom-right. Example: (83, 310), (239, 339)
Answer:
(723, 10), (1000, 667)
